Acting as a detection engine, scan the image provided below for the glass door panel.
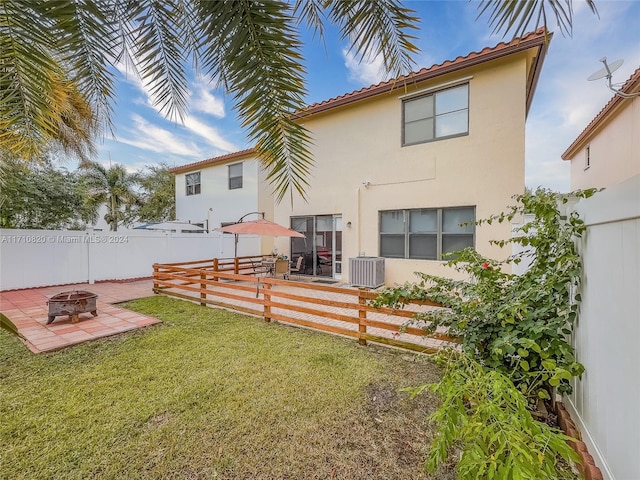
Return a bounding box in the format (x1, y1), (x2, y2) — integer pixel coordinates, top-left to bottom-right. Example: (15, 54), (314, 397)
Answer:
(334, 216), (342, 279)
(315, 215), (333, 277)
(291, 214), (342, 278)
(291, 217), (313, 274)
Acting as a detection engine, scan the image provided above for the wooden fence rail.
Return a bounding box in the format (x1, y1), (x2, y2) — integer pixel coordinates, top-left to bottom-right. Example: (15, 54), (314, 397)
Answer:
(153, 259), (457, 354)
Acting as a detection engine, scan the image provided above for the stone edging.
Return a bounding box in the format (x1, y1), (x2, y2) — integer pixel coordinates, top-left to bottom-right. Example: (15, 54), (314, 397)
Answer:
(556, 402), (604, 480)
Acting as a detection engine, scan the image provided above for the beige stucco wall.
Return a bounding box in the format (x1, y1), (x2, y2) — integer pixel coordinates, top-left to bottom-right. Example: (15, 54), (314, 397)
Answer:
(257, 163), (275, 255)
(569, 96), (640, 191)
(273, 54), (530, 285)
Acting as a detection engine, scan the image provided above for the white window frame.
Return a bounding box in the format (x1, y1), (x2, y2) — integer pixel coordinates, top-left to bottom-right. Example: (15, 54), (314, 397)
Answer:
(584, 145), (591, 170)
(402, 83), (469, 146)
(228, 162), (243, 190)
(185, 172), (201, 196)
(379, 206), (476, 260)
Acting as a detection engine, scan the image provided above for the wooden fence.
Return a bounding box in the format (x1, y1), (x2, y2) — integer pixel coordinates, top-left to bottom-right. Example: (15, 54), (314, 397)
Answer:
(153, 257), (457, 354)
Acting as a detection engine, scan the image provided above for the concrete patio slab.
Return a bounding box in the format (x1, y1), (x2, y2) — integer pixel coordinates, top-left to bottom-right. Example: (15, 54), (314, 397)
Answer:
(0, 280), (159, 353)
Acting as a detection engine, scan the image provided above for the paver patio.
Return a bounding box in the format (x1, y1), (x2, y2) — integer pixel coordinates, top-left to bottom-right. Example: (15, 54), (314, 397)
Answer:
(0, 280), (159, 353)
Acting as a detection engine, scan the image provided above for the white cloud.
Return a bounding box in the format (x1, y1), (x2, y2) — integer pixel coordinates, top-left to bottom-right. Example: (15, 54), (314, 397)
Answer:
(116, 61), (227, 120)
(118, 114), (202, 157)
(183, 116), (238, 152)
(114, 61), (237, 153)
(342, 48), (387, 86)
(190, 83), (226, 118)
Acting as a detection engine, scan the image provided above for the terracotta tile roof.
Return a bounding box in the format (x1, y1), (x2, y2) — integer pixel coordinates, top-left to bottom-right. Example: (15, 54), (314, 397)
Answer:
(169, 148), (256, 174)
(562, 67), (640, 160)
(296, 27), (550, 119)
(171, 29), (550, 174)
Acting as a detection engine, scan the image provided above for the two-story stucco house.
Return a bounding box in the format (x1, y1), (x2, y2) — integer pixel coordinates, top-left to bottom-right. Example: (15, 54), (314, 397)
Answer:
(561, 67), (640, 190)
(170, 149), (275, 256)
(172, 29), (550, 285)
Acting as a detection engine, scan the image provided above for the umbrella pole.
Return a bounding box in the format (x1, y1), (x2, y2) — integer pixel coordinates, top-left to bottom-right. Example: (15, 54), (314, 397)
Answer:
(234, 234), (238, 258)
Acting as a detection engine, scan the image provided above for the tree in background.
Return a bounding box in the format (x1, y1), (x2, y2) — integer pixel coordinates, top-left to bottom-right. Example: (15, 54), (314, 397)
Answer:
(1, 156), (175, 230)
(135, 163), (176, 223)
(78, 161), (140, 232)
(0, 153), (94, 229)
(0, 1), (597, 203)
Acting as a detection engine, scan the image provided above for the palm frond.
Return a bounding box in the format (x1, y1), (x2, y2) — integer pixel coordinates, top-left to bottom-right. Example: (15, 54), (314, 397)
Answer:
(196, 0), (313, 203)
(293, 0), (328, 42)
(43, 0), (117, 130)
(118, 0), (189, 122)
(48, 72), (99, 164)
(0, 1), (61, 158)
(175, 0), (203, 72)
(2, 0), (421, 201)
(476, 0), (598, 38)
(327, 0), (420, 79)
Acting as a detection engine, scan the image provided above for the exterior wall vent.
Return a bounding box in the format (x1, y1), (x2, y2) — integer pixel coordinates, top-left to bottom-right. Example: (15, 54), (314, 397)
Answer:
(349, 257), (385, 288)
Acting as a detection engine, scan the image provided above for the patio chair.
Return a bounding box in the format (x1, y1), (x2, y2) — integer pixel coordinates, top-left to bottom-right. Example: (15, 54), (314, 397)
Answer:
(285, 255), (304, 280)
(250, 258), (270, 277)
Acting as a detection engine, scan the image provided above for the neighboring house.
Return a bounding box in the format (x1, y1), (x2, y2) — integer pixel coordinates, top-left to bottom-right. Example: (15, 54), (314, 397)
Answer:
(561, 67), (640, 190)
(170, 149), (275, 255)
(173, 29), (550, 285)
(170, 149), (273, 229)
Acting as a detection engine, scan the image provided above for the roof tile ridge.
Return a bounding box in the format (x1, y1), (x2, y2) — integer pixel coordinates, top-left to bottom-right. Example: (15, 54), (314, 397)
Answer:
(169, 148), (256, 173)
(302, 28), (547, 114)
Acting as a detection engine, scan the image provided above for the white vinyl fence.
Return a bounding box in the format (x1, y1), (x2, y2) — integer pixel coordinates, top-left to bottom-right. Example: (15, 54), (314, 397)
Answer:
(0, 229), (260, 291)
(567, 175), (640, 480)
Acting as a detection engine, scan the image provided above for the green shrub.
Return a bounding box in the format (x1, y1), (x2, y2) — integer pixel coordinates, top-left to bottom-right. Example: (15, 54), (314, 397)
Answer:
(409, 352), (580, 480)
(374, 188), (597, 402)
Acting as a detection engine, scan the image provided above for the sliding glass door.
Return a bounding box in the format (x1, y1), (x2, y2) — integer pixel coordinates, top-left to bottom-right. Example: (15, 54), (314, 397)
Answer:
(291, 215), (342, 278)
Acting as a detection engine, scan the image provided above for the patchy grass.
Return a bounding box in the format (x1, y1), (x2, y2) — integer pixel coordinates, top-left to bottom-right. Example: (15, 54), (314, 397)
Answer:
(0, 296), (450, 480)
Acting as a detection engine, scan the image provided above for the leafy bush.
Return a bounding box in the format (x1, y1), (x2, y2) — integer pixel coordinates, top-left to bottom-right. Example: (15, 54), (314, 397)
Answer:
(408, 352), (580, 479)
(374, 188), (597, 402)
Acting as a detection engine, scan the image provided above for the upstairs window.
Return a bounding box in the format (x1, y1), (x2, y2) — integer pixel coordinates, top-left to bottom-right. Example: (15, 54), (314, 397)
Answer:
(402, 83), (469, 146)
(228, 162), (243, 190)
(585, 145), (591, 169)
(380, 207), (475, 260)
(185, 172), (201, 196)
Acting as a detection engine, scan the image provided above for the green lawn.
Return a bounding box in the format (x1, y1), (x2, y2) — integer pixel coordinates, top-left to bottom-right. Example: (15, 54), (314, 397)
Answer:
(1, 296), (448, 480)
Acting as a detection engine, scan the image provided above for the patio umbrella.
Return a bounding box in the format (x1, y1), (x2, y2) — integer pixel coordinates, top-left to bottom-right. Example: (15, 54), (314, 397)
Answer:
(216, 218), (305, 238)
(215, 218), (305, 257)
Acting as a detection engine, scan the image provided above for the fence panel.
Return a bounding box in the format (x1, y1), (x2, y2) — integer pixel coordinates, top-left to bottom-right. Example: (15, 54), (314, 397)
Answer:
(568, 175), (640, 480)
(153, 261), (455, 354)
(0, 230), (259, 290)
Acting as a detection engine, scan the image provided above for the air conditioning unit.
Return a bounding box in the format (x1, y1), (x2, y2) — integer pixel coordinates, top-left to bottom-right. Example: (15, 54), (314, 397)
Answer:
(349, 257), (385, 288)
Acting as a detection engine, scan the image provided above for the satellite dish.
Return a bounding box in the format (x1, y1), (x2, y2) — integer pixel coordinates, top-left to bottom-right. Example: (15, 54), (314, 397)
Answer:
(587, 57), (639, 99)
(587, 57), (624, 81)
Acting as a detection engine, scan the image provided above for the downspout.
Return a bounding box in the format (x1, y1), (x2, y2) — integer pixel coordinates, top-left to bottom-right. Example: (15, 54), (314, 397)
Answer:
(356, 186), (361, 257)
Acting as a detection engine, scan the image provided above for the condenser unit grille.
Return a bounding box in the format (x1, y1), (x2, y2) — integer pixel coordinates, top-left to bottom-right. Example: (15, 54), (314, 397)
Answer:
(349, 257), (385, 288)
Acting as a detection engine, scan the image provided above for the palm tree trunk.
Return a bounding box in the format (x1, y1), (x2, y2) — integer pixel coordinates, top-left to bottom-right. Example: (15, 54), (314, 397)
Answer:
(110, 195), (117, 231)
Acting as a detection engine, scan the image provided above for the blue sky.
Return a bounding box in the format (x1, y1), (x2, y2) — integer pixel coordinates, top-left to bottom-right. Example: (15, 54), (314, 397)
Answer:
(93, 0), (640, 192)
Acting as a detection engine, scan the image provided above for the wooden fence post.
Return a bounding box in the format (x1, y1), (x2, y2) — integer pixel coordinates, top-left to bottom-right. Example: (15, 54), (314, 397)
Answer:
(153, 264), (159, 293)
(200, 271), (207, 306)
(358, 289), (367, 346)
(213, 258), (219, 282)
(234, 257), (240, 275)
(263, 282), (271, 323)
